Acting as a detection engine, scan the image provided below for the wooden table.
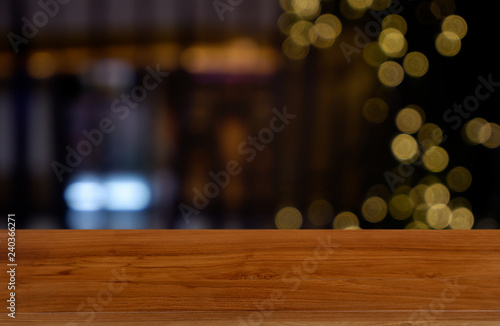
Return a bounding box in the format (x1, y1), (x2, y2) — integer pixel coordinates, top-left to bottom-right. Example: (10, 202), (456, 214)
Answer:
(1, 230), (499, 325)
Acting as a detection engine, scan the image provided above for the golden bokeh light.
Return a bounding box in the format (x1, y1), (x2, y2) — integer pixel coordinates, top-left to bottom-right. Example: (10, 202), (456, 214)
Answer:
(278, 13), (300, 35)
(483, 123), (500, 149)
(425, 183), (450, 206)
(363, 42), (388, 67)
(382, 14), (408, 35)
(362, 197), (388, 223)
(378, 61), (404, 87)
(413, 204), (429, 224)
(333, 211), (360, 229)
(406, 221), (429, 229)
(403, 51), (429, 77)
(446, 166), (472, 192)
(442, 15), (467, 39)
(464, 118), (491, 145)
(27, 52), (58, 79)
(423, 146), (449, 172)
(418, 123), (443, 148)
(275, 206), (303, 229)
(391, 134), (419, 162)
(449, 197), (472, 210)
(290, 20), (314, 46)
(291, 0), (321, 19)
(340, 0), (366, 20)
(379, 28), (406, 57)
(283, 37), (310, 60)
(309, 14), (342, 48)
(389, 194), (414, 220)
(396, 107), (423, 134)
(436, 31), (461, 57)
(363, 98), (389, 124)
(308, 199), (334, 226)
(347, 0), (373, 10)
(280, 0), (294, 12)
(426, 204), (452, 229)
(409, 184), (429, 209)
(450, 207), (474, 230)
(430, 0), (456, 19)
(370, 0), (391, 10)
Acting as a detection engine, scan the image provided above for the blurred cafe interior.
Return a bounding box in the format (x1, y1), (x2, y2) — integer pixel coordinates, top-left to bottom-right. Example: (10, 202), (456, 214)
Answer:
(0, 0), (499, 229)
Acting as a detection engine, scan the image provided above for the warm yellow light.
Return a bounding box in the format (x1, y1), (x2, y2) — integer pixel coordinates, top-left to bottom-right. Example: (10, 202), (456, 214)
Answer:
(430, 0), (456, 19)
(409, 184), (429, 209)
(308, 199), (334, 226)
(283, 37), (310, 60)
(464, 118), (491, 145)
(436, 31), (461, 57)
(363, 98), (389, 124)
(362, 196), (388, 223)
(442, 15), (467, 39)
(340, 0), (366, 20)
(382, 14), (407, 35)
(391, 134), (419, 162)
(426, 204), (452, 229)
(406, 221), (429, 229)
(280, 0), (294, 12)
(449, 197), (472, 210)
(446, 166), (472, 192)
(309, 15), (342, 48)
(418, 123), (443, 148)
(290, 20), (314, 46)
(396, 108), (423, 134)
(379, 28), (406, 57)
(27, 52), (57, 79)
(363, 42), (388, 67)
(389, 194), (414, 220)
(347, 0), (373, 10)
(403, 51), (429, 77)
(370, 0), (391, 10)
(423, 146), (449, 172)
(378, 61), (404, 87)
(450, 207), (474, 230)
(278, 13), (300, 35)
(425, 183), (450, 206)
(275, 207), (303, 229)
(333, 211), (360, 229)
(292, 0), (321, 19)
(483, 123), (500, 149)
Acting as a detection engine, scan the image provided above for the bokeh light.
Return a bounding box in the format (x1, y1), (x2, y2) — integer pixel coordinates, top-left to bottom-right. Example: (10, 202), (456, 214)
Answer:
(391, 134), (419, 162)
(378, 61), (404, 87)
(283, 37), (310, 60)
(275, 206), (303, 229)
(403, 51), (429, 77)
(436, 31), (461, 56)
(389, 194), (414, 220)
(426, 204), (452, 229)
(442, 15), (467, 39)
(446, 166), (472, 192)
(370, 0), (391, 10)
(347, 0), (373, 10)
(290, 20), (314, 46)
(333, 211), (360, 229)
(430, 0), (456, 19)
(425, 183), (450, 205)
(464, 118), (491, 145)
(362, 196), (388, 223)
(409, 184), (429, 209)
(379, 28), (406, 57)
(423, 146), (449, 172)
(382, 15), (408, 35)
(363, 42), (388, 67)
(291, 0), (321, 19)
(483, 123), (500, 149)
(450, 207), (474, 229)
(418, 123), (443, 148)
(396, 107), (423, 134)
(309, 14), (342, 48)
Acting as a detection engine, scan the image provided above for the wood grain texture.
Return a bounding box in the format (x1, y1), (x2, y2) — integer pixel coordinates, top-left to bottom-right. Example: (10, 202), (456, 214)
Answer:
(1, 230), (499, 325)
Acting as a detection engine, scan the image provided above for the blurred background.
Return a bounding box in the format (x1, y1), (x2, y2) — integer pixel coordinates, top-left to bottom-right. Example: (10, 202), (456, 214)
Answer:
(0, 0), (499, 229)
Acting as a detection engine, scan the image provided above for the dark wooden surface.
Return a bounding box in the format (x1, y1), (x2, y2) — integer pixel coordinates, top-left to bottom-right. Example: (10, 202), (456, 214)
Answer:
(1, 230), (499, 325)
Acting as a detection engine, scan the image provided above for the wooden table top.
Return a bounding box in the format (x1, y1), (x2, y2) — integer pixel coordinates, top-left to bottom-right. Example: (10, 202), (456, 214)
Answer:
(1, 230), (499, 325)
